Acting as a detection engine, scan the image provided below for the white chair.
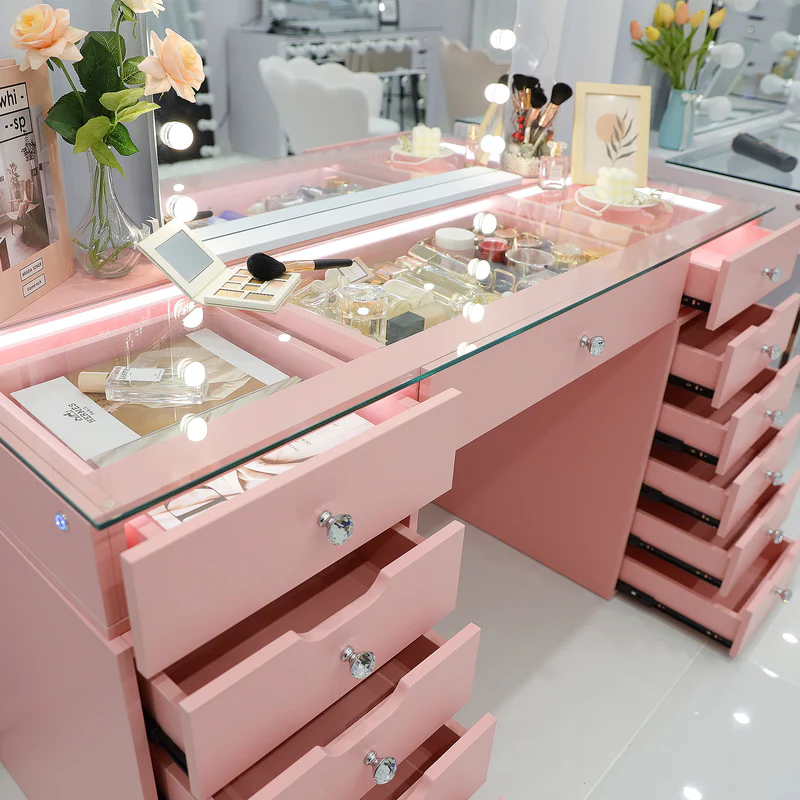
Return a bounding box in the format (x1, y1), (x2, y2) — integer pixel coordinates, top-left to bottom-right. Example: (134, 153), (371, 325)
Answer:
(439, 37), (509, 125)
(258, 57), (400, 154)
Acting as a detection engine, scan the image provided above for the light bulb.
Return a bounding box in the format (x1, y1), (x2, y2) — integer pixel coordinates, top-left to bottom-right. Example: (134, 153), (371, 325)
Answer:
(473, 212), (498, 235)
(371, 39), (388, 54)
(480, 134), (506, 155)
(166, 194), (199, 222)
(160, 121), (194, 151)
(490, 28), (516, 51)
(484, 82), (511, 104)
(182, 361), (207, 388)
(712, 41), (745, 69)
(683, 788), (702, 800)
(730, 0), (759, 9)
(772, 30), (798, 53)
(468, 258), (491, 281)
(181, 414), (208, 442)
(760, 72), (788, 96)
(182, 307), (204, 329)
(700, 95), (733, 121)
(173, 183), (185, 192)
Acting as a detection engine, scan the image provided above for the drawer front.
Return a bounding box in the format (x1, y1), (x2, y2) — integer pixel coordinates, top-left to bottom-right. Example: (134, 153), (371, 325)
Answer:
(425, 259), (686, 447)
(122, 390), (463, 679)
(173, 522), (466, 799)
(722, 473), (800, 598)
(265, 624), (480, 800)
(707, 219), (800, 330)
(397, 715), (496, 800)
(713, 294), (800, 408)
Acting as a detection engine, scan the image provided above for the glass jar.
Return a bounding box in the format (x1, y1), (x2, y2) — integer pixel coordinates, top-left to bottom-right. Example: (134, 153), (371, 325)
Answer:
(538, 141), (570, 191)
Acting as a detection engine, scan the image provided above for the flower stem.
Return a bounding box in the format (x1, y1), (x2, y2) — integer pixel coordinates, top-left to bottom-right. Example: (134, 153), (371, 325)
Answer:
(53, 58), (84, 112)
(115, 11), (125, 69)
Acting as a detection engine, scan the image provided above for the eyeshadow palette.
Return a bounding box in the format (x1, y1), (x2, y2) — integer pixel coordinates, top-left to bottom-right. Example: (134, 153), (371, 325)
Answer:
(138, 219), (300, 313)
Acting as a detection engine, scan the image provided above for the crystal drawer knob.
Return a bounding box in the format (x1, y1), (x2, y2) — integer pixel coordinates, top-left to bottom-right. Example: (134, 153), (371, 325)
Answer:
(762, 344), (783, 360)
(767, 528), (786, 545)
(763, 267), (783, 283)
(318, 511), (354, 545)
(775, 587), (793, 603)
(365, 751), (397, 785)
(765, 409), (785, 426)
(766, 470), (785, 486)
(580, 335), (606, 356)
(342, 646), (376, 680)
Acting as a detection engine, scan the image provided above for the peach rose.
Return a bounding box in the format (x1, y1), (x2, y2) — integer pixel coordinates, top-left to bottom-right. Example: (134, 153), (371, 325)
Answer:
(9, 4), (86, 71)
(139, 28), (205, 103)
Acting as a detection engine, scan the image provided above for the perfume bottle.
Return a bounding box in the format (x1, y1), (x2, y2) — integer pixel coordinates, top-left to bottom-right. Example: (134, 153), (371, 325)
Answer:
(100, 360), (210, 406)
(397, 265), (483, 311)
(538, 141), (570, 190)
(336, 284), (388, 340)
(465, 124), (479, 168)
(290, 281), (338, 319)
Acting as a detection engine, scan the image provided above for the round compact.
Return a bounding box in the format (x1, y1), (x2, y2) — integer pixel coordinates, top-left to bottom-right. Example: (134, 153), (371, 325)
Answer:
(435, 227), (476, 254)
(583, 248), (611, 261)
(495, 227), (519, 245)
(551, 243), (586, 268)
(478, 237), (509, 264)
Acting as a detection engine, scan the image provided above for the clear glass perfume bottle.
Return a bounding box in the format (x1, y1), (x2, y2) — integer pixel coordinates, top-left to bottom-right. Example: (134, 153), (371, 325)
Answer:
(538, 141), (570, 190)
(395, 265), (483, 312)
(104, 360), (209, 406)
(336, 284), (388, 340)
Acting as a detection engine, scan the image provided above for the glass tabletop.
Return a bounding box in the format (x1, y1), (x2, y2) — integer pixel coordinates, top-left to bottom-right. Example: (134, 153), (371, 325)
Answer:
(667, 125), (800, 192)
(0, 176), (771, 528)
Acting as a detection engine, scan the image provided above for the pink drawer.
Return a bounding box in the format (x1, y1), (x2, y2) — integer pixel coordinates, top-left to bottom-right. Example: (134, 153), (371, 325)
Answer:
(365, 716), (496, 800)
(632, 472), (800, 597)
(620, 538), (800, 657)
(658, 357), (800, 475)
(671, 295), (800, 408)
(151, 626), (481, 800)
(685, 220), (800, 330)
(644, 414), (800, 540)
(122, 390), (463, 679)
(140, 521), (465, 799)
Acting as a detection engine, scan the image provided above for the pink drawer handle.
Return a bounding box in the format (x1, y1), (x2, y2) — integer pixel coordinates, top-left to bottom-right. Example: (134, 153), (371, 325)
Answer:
(775, 587), (793, 604)
(318, 511), (355, 545)
(762, 344), (783, 361)
(342, 646), (377, 680)
(763, 267), (784, 284)
(767, 528), (787, 545)
(580, 335), (606, 356)
(365, 751), (398, 785)
(765, 470), (786, 487)
(765, 409), (785, 427)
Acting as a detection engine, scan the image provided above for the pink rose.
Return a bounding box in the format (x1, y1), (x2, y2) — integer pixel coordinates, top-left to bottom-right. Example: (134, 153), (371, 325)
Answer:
(139, 29), (205, 103)
(9, 4), (86, 71)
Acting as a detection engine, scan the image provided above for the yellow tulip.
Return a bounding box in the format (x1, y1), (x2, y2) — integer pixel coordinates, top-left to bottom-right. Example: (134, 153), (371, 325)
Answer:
(630, 20), (644, 40)
(675, 1), (690, 25)
(708, 7), (726, 29)
(645, 26), (661, 41)
(689, 9), (705, 27)
(654, 2), (675, 27)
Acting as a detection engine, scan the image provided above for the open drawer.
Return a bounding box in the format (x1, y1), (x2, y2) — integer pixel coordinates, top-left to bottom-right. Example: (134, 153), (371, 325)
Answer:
(684, 220), (800, 330)
(122, 388), (463, 679)
(631, 472), (800, 596)
(138, 521), (465, 799)
(643, 414), (800, 540)
(150, 626), (481, 800)
(619, 538), (800, 657)
(657, 357), (800, 475)
(671, 295), (800, 409)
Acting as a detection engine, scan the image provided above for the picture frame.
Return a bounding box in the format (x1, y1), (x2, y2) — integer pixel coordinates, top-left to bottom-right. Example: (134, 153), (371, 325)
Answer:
(571, 83), (652, 187)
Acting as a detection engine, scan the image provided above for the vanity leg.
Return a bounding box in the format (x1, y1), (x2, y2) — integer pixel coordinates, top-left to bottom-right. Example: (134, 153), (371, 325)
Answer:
(437, 323), (679, 599)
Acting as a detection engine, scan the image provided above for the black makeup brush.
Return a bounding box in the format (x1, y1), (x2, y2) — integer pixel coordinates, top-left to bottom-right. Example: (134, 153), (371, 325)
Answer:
(247, 253), (354, 281)
(528, 82), (573, 149)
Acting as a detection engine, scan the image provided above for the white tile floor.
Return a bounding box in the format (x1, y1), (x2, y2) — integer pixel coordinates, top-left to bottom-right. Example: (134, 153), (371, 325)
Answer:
(2, 398), (799, 800)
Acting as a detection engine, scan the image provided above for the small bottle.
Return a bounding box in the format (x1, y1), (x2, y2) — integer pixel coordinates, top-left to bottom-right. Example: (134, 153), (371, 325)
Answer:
(538, 141), (570, 191)
(97, 361), (210, 406)
(336, 284), (388, 340)
(465, 125), (479, 168)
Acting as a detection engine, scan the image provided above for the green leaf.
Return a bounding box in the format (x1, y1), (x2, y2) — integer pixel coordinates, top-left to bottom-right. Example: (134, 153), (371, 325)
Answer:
(75, 36), (119, 91)
(88, 30), (126, 63)
(106, 122), (139, 156)
(91, 141), (125, 176)
(122, 56), (146, 86)
(86, 64), (126, 100)
(117, 100), (159, 123)
(118, 3), (136, 22)
(74, 116), (112, 153)
(100, 87), (144, 112)
(45, 92), (86, 145)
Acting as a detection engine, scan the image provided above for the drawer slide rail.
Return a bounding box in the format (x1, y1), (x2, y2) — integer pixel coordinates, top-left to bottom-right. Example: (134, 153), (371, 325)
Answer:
(640, 484), (722, 528)
(668, 374), (715, 400)
(654, 430), (720, 467)
(145, 712), (188, 776)
(628, 534), (723, 588)
(681, 295), (712, 314)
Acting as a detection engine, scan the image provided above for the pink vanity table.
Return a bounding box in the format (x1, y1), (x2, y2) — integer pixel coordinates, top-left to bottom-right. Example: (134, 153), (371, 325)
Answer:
(0, 168), (798, 800)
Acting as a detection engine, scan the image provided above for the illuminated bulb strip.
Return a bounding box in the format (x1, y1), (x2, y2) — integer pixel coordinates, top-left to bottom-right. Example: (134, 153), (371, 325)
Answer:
(658, 192), (721, 213)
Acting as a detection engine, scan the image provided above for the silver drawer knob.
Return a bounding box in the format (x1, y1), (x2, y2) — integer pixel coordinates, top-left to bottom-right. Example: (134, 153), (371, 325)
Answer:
(342, 646), (376, 680)
(580, 335), (606, 356)
(318, 511), (354, 545)
(763, 267), (783, 283)
(775, 587), (793, 603)
(766, 470), (785, 486)
(767, 528), (786, 544)
(765, 409), (785, 426)
(762, 344), (783, 360)
(365, 751), (397, 785)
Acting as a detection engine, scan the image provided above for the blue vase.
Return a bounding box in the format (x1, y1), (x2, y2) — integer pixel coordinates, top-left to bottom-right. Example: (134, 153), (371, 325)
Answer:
(659, 89), (695, 151)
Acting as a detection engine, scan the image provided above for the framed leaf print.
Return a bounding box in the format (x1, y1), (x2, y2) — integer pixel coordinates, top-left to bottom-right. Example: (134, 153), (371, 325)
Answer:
(571, 83), (652, 187)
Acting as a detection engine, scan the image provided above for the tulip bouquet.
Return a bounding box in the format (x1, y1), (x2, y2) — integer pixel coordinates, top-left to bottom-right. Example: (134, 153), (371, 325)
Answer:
(630, 2), (726, 90)
(9, 1), (204, 277)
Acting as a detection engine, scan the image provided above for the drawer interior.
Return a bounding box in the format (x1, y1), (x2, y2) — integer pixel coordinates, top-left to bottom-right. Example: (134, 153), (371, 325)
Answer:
(678, 304), (773, 356)
(157, 525), (422, 699)
(691, 225), (771, 269)
(154, 633), (447, 798)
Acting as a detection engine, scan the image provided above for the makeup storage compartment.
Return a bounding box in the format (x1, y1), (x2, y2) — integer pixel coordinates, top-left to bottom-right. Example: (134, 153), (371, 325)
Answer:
(149, 626), (482, 800)
(138, 521), (466, 799)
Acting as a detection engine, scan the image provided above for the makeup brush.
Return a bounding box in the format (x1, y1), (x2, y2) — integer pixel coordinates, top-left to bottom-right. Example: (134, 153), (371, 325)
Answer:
(524, 88), (549, 142)
(528, 82), (574, 151)
(247, 253), (354, 282)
